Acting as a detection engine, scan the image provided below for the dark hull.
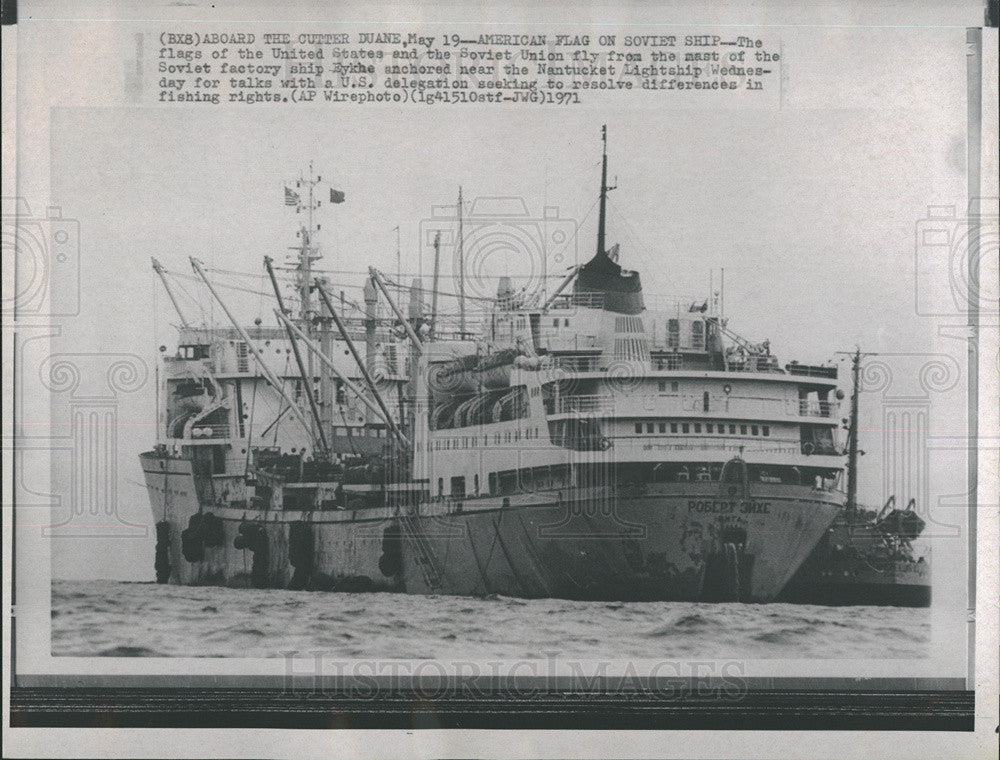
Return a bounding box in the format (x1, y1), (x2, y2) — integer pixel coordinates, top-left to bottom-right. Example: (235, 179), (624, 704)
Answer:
(778, 580), (930, 607)
(778, 559), (930, 607)
(142, 453), (841, 602)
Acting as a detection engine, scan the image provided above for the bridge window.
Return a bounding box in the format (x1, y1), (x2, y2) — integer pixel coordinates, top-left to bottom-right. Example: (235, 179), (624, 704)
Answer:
(703, 391), (710, 412)
(671, 422), (678, 433)
(659, 422), (666, 433)
(729, 424), (737, 434)
(682, 423), (690, 433)
(178, 344), (210, 360)
(667, 319), (680, 348)
(763, 425), (770, 436)
(694, 423), (701, 433)
(635, 422), (643, 434)
(751, 425), (759, 436)
(740, 424), (748, 435)
(646, 423), (654, 433)
(691, 321), (704, 349)
(706, 423), (713, 433)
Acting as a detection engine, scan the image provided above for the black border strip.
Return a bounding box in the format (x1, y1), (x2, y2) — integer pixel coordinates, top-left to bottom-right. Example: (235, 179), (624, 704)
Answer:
(10, 688), (974, 730)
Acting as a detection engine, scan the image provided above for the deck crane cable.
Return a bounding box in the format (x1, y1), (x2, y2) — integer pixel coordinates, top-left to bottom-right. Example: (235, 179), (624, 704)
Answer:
(171, 270), (284, 301)
(161, 268), (211, 327)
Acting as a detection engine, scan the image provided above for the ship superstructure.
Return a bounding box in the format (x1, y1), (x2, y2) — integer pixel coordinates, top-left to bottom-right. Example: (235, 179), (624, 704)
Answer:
(143, 133), (845, 601)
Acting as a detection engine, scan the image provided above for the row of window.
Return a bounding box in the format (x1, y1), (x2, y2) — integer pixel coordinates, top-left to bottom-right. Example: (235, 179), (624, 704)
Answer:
(633, 420), (771, 437)
(667, 318), (704, 350)
(431, 427), (543, 450)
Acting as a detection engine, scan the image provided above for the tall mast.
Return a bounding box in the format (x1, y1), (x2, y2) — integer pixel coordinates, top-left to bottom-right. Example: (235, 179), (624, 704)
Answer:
(295, 162), (323, 327)
(457, 186), (466, 337)
(597, 125), (609, 258)
(845, 348), (862, 513)
(394, 225), (401, 295)
(430, 232), (441, 340)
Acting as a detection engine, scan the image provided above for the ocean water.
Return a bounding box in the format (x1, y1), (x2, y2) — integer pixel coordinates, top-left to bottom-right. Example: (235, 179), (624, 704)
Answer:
(51, 580), (929, 660)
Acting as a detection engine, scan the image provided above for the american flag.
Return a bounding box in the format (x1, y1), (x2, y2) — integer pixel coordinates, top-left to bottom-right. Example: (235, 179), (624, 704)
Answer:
(284, 187), (300, 206)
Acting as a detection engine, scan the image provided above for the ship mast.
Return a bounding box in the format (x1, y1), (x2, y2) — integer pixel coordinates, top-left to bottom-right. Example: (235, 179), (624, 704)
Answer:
(845, 348), (861, 513)
(292, 162), (324, 327)
(286, 163), (343, 441)
(596, 124), (616, 258)
(457, 186), (466, 337)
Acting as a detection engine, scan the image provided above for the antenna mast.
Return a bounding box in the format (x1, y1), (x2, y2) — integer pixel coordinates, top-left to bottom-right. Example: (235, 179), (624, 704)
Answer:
(457, 186), (466, 338)
(430, 232), (441, 340)
(291, 162), (324, 327)
(846, 348), (862, 513)
(836, 347), (877, 514)
(596, 125), (616, 258)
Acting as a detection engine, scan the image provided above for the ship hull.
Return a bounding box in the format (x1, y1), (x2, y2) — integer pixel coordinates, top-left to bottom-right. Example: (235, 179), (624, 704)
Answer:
(142, 453), (840, 601)
(778, 560), (930, 607)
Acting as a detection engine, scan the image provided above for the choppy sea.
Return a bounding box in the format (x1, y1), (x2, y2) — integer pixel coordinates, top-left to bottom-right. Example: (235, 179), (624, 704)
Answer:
(51, 580), (929, 660)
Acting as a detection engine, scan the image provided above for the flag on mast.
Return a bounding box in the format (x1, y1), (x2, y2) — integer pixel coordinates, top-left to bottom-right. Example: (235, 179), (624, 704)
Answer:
(330, 189), (345, 204)
(284, 187), (300, 206)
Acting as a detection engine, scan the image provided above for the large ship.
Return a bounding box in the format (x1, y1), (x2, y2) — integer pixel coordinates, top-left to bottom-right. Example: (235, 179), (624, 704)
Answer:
(142, 131), (846, 602)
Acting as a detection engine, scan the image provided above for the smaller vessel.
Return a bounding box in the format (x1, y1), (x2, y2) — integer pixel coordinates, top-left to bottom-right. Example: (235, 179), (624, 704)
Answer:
(778, 350), (931, 607)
